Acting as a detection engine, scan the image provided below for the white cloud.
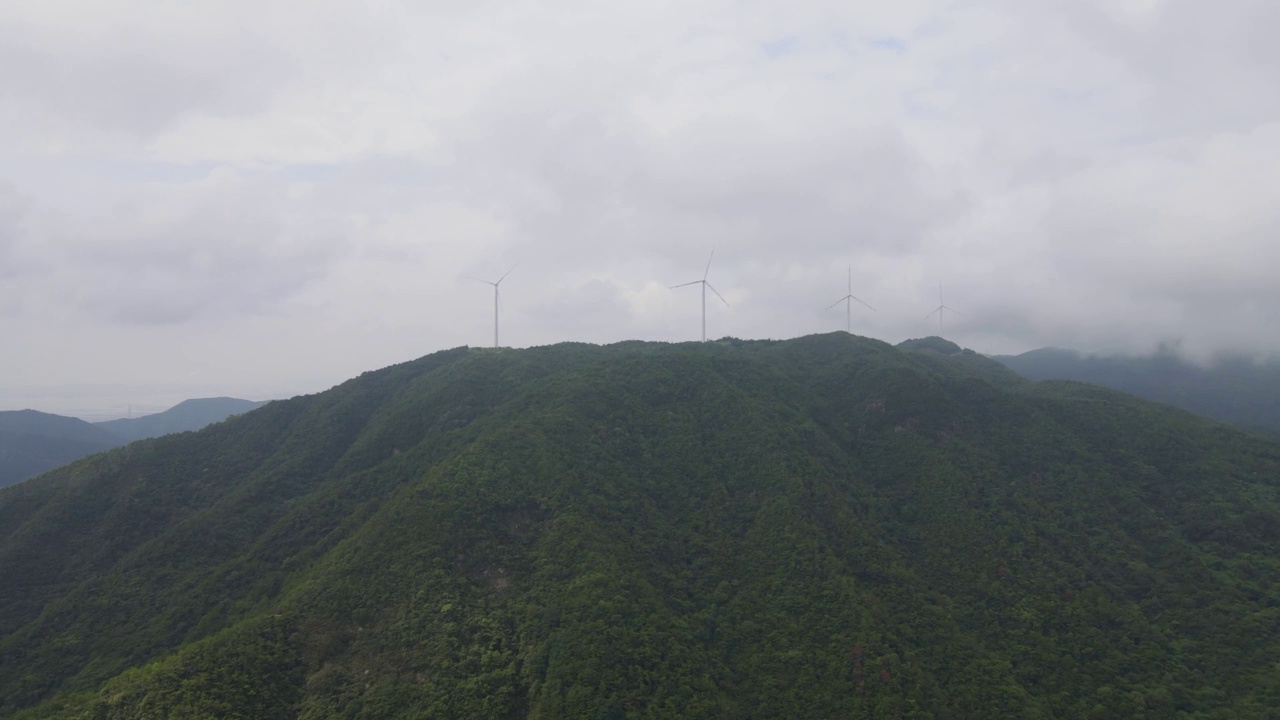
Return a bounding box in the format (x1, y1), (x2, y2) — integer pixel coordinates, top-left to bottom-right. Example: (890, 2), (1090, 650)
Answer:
(2, 0), (1279, 415)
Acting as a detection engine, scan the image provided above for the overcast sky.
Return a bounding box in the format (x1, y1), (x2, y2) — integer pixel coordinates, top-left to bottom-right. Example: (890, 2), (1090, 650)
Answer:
(2, 0), (1278, 417)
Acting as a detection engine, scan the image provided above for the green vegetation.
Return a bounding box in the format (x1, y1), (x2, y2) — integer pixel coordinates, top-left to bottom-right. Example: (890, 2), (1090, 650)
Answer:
(0, 411), (122, 489)
(2, 334), (1278, 718)
(994, 346), (1280, 437)
(0, 399), (266, 488)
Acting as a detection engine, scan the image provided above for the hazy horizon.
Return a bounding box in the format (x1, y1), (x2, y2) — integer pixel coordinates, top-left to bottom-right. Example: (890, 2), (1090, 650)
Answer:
(9, 330), (1280, 421)
(3, 0), (1278, 408)
(0, 383), (289, 422)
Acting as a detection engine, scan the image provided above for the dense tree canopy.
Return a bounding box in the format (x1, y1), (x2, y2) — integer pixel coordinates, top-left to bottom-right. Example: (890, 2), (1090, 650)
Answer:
(2, 334), (1277, 718)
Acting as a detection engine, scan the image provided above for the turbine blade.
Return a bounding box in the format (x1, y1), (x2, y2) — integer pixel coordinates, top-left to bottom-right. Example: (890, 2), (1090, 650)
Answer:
(826, 296), (849, 310)
(497, 262), (518, 285)
(925, 307), (941, 320)
(463, 275), (495, 286)
(703, 248), (715, 280)
(942, 305), (964, 316)
(671, 280), (701, 289)
(852, 296), (875, 311)
(706, 282), (729, 306)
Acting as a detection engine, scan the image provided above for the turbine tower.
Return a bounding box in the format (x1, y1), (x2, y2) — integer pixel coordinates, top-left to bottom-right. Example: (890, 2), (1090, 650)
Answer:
(924, 282), (963, 335)
(671, 249), (728, 342)
(466, 264), (516, 348)
(827, 265), (874, 333)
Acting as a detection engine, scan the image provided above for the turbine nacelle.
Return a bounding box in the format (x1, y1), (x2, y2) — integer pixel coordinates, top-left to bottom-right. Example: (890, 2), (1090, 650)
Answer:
(924, 282), (963, 335)
(671, 249), (728, 342)
(827, 264), (874, 334)
(466, 263), (517, 348)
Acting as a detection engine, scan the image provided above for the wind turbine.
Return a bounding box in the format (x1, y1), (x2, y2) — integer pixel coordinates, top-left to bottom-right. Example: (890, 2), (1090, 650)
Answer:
(827, 265), (874, 333)
(466, 264), (516, 348)
(671, 249), (728, 342)
(924, 282), (963, 335)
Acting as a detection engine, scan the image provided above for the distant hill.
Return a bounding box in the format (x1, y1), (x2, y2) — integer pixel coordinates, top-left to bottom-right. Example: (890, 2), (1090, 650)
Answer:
(2, 334), (1278, 718)
(0, 411), (123, 488)
(0, 398), (268, 488)
(95, 397), (268, 443)
(993, 347), (1280, 437)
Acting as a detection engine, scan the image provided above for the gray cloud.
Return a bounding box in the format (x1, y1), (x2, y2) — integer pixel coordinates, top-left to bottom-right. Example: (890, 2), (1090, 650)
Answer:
(1064, 0), (1280, 133)
(55, 171), (343, 325)
(0, 23), (293, 141)
(3, 0), (1280, 414)
(0, 182), (23, 263)
(0, 183), (28, 324)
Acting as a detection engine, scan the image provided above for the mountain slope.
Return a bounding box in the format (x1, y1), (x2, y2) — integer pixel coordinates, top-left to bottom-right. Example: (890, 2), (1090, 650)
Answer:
(1, 335), (1278, 719)
(0, 398), (269, 489)
(994, 347), (1280, 437)
(94, 397), (268, 443)
(0, 411), (124, 489)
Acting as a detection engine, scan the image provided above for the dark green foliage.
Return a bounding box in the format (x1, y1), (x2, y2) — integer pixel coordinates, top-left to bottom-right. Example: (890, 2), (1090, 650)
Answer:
(897, 336), (1026, 388)
(11, 615), (301, 720)
(0, 412), (122, 489)
(2, 334), (1278, 718)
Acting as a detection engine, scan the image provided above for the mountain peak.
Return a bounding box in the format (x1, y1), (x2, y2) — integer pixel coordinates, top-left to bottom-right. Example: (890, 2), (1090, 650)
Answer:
(895, 336), (963, 355)
(2, 335), (1277, 717)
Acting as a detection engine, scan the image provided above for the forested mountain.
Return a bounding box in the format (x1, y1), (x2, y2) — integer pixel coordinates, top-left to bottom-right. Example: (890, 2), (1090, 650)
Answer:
(0, 399), (268, 488)
(95, 397), (268, 443)
(0, 411), (122, 489)
(993, 347), (1280, 437)
(1, 334), (1278, 719)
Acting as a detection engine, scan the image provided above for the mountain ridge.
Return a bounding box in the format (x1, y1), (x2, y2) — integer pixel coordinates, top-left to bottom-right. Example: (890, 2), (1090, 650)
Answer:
(94, 396), (269, 443)
(0, 397), (269, 488)
(993, 346), (1280, 437)
(2, 334), (1277, 718)
(0, 411), (123, 489)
